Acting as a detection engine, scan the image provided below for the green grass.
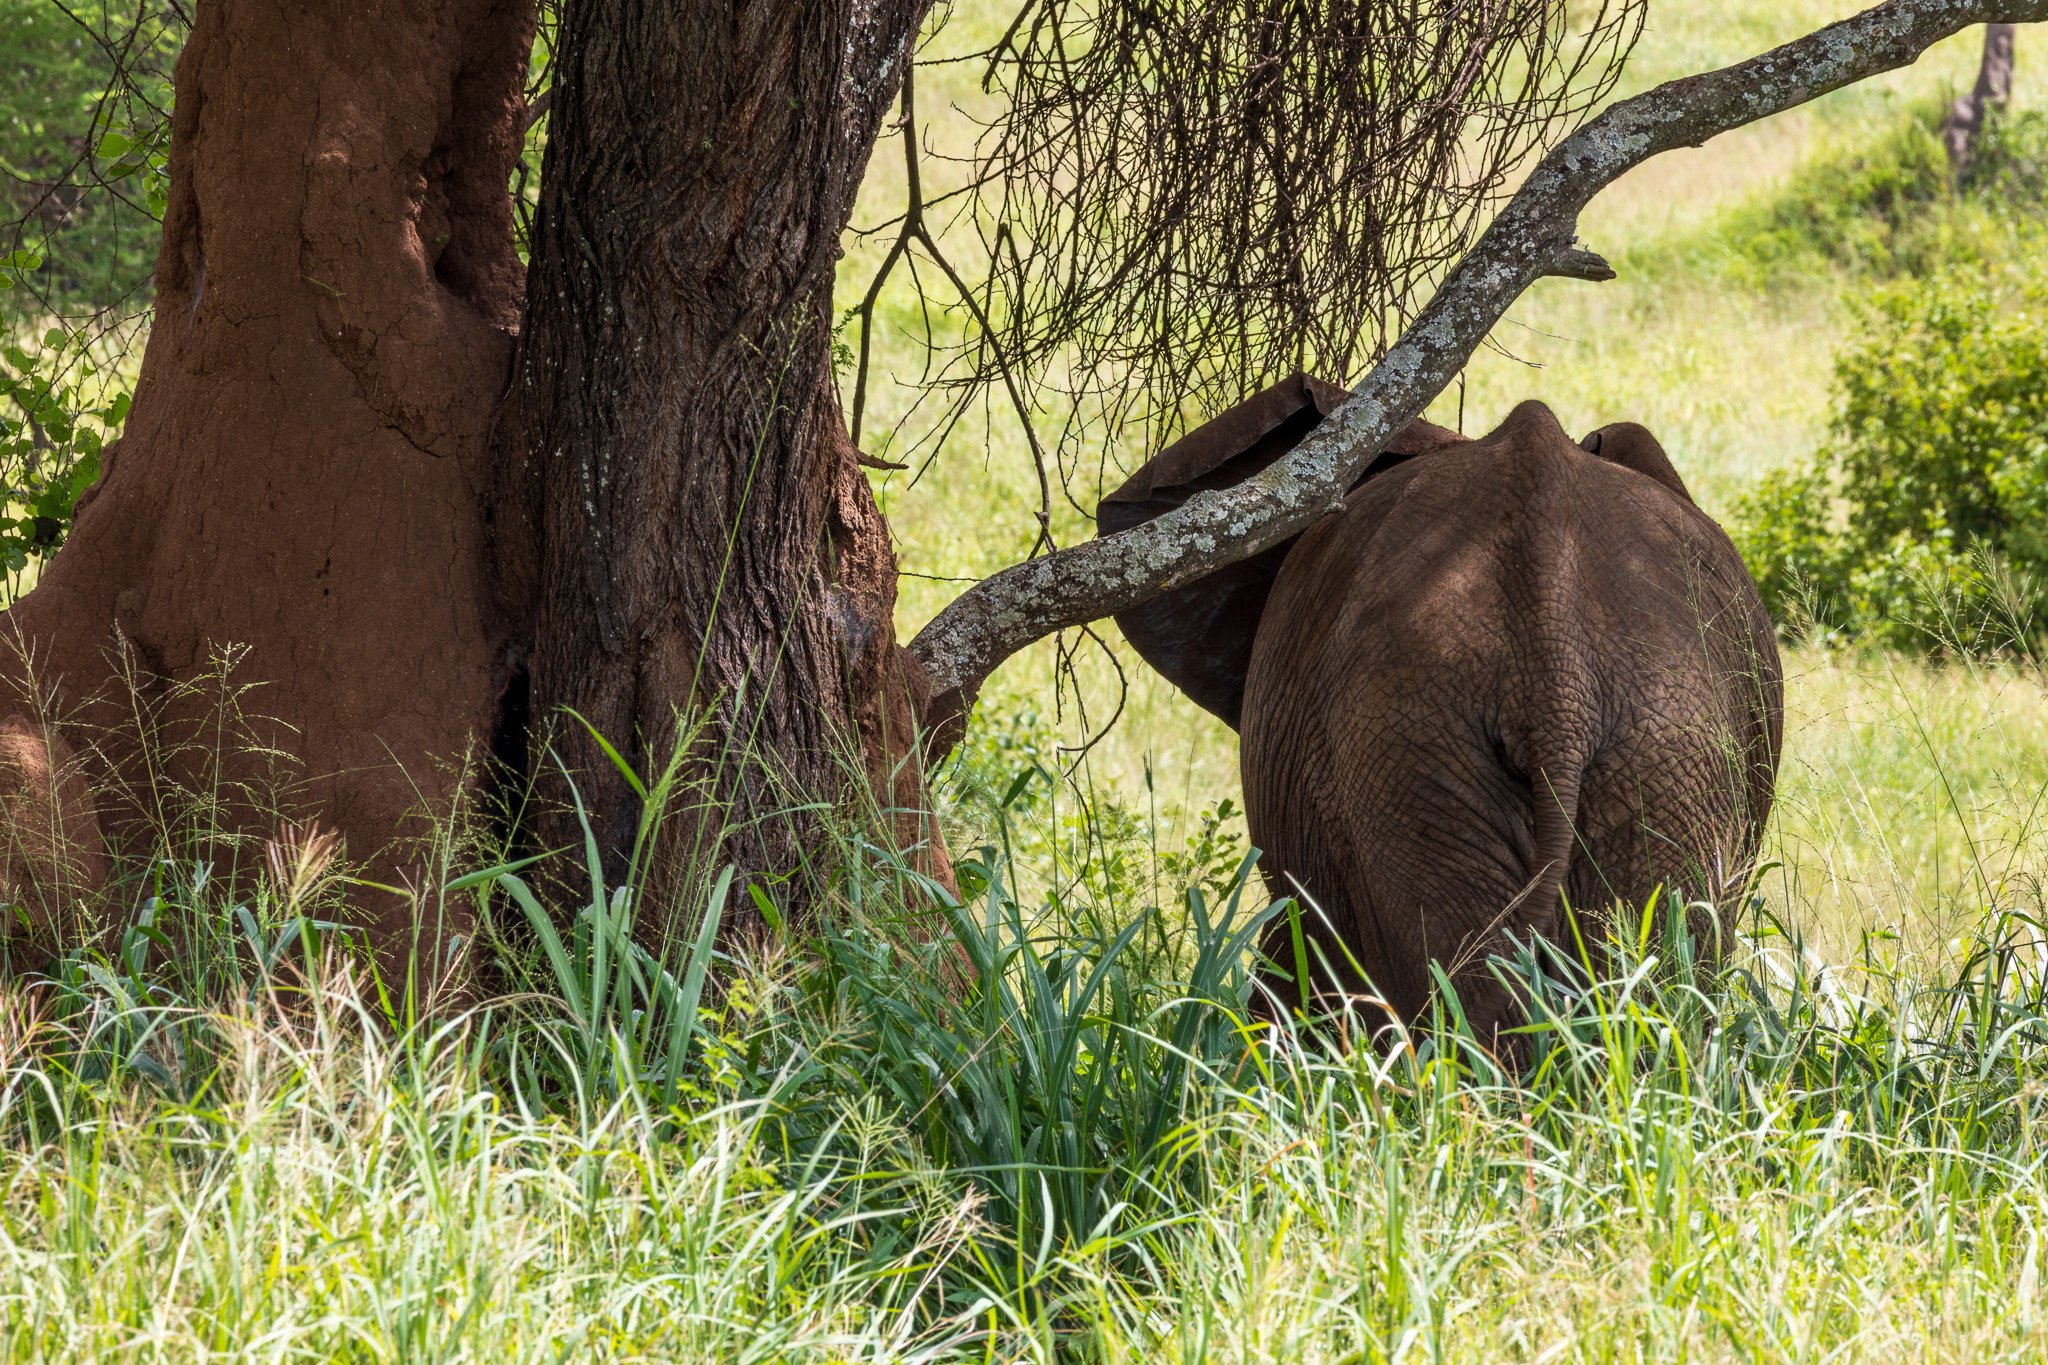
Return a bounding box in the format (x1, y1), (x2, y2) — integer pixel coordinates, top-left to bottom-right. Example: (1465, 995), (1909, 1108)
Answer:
(11, 756), (2048, 1361)
(1769, 647), (2048, 956)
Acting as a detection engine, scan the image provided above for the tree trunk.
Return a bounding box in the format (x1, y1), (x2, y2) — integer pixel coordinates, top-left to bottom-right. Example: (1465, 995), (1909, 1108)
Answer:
(0, 0), (535, 969)
(1944, 22), (2016, 179)
(503, 0), (944, 920)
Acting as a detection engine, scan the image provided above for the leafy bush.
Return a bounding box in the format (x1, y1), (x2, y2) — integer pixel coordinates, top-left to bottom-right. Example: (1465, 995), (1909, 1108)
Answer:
(1693, 101), (2048, 284)
(1734, 268), (2048, 652)
(1723, 109), (1950, 276)
(0, 0), (176, 319)
(0, 316), (128, 577)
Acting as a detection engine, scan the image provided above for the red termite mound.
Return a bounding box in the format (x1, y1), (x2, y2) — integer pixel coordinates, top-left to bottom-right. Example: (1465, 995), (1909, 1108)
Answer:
(1, 0), (536, 966)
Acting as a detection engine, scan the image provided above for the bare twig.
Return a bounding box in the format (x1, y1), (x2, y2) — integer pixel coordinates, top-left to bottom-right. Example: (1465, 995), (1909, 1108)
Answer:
(523, 86), (554, 135)
(909, 0), (2048, 716)
(1544, 246), (1617, 282)
(961, 0), (1647, 451)
(848, 66), (1056, 556)
(1051, 621), (1127, 764)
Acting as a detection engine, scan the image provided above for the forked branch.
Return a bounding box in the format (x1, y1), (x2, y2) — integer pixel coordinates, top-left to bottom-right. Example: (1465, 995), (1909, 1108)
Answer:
(908, 0), (2048, 716)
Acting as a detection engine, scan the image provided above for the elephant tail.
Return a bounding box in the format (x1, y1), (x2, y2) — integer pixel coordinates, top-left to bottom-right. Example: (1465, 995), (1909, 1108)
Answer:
(1523, 719), (1590, 935)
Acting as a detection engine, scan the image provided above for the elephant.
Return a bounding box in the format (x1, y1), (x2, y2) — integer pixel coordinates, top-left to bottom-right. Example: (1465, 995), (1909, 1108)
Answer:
(1098, 374), (1783, 1045)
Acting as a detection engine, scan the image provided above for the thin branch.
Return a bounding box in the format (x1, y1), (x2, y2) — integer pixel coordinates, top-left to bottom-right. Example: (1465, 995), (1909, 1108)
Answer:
(908, 0), (2048, 715)
(1543, 246), (1617, 282)
(848, 65), (1056, 555)
(1051, 621), (1127, 762)
(959, 0), (1646, 454)
(523, 87), (554, 135)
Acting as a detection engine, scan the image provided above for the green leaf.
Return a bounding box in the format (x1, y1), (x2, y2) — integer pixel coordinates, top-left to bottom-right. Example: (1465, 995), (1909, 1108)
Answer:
(747, 882), (785, 935)
(442, 849), (557, 894)
(563, 709), (649, 802)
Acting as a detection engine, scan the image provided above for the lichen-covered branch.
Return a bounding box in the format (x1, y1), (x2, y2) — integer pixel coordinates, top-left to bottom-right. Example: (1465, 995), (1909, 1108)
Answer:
(909, 0), (2048, 713)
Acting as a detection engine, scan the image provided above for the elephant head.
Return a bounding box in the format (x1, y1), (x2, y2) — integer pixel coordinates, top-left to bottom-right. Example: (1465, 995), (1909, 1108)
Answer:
(1096, 373), (1464, 730)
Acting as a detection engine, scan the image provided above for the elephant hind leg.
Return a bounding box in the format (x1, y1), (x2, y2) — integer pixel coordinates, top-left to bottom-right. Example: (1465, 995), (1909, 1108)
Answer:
(1313, 721), (1590, 1051)
(1568, 732), (1763, 955)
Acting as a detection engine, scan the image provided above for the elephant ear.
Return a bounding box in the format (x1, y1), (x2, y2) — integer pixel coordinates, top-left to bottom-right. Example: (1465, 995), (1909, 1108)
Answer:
(1580, 422), (1694, 505)
(1098, 371), (1462, 729)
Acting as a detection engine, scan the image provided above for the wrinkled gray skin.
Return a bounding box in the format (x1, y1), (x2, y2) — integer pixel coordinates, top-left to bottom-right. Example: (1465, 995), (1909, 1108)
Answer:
(1239, 400), (1782, 1044)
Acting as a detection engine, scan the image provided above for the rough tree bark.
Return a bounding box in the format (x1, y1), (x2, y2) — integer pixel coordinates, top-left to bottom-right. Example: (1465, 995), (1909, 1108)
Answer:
(909, 0), (2048, 719)
(1943, 23), (2017, 177)
(500, 0), (945, 914)
(0, 0), (535, 964)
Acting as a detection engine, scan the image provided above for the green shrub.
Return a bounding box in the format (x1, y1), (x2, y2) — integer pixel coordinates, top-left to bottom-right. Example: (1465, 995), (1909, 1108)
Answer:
(1734, 268), (2048, 652)
(1723, 110), (1950, 277)
(1731, 462), (1841, 631)
(1653, 102), (2048, 286)
(0, 0), (175, 319)
(0, 320), (127, 579)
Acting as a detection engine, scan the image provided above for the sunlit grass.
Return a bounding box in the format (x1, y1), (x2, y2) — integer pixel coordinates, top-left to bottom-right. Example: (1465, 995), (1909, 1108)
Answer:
(1767, 646), (2048, 961)
(12, 767), (2048, 1362)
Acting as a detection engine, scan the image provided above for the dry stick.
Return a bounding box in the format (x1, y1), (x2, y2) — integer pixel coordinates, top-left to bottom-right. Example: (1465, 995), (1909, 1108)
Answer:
(851, 69), (1057, 549)
(908, 0), (2048, 719)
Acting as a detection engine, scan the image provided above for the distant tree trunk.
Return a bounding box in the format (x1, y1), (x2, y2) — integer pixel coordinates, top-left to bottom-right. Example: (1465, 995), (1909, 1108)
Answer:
(1944, 23), (2016, 180)
(502, 0), (945, 915)
(0, 0), (535, 966)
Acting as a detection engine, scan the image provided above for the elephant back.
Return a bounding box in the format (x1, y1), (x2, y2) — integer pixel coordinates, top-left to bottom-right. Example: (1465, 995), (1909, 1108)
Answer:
(1096, 372), (1462, 729)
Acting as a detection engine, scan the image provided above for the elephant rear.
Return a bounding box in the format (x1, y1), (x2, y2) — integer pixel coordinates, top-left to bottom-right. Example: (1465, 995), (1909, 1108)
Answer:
(1240, 401), (1782, 1039)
